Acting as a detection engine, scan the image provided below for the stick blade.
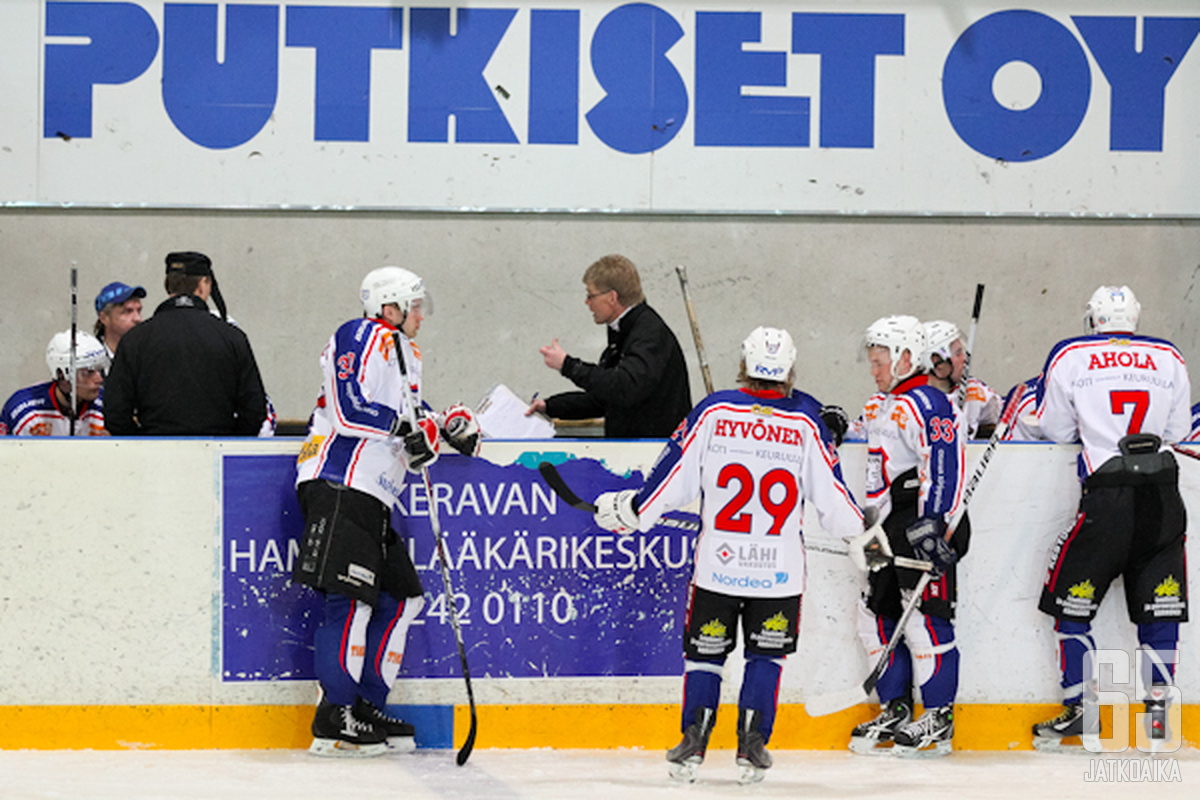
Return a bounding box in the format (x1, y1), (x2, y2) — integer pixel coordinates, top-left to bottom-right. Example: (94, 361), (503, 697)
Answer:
(455, 710), (477, 766)
(804, 685), (870, 717)
(537, 461), (596, 512)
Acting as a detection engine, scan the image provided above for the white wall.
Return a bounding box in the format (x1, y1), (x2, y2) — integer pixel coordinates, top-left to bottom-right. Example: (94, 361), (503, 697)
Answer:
(1, 437), (1195, 708)
(2, 210), (1198, 426)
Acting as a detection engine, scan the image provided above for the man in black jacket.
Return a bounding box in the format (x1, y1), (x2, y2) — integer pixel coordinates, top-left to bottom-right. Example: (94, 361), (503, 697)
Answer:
(530, 254), (691, 438)
(105, 251), (267, 436)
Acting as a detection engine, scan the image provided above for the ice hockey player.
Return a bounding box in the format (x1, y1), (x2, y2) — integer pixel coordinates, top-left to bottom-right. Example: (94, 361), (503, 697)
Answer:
(921, 320), (1001, 438)
(1032, 285), (1190, 753)
(1, 331), (109, 437)
(591, 326), (863, 784)
(999, 375), (1046, 442)
(292, 266), (482, 757)
(846, 315), (967, 757)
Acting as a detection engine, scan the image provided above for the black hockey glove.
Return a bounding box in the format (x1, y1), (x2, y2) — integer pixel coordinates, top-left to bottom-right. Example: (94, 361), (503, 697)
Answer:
(906, 518), (957, 573)
(394, 414), (440, 473)
(819, 404), (849, 447)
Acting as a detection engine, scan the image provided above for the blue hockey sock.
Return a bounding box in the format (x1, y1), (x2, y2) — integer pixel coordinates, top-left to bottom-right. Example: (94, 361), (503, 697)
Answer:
(681, 659), (723, 731)
(915, 615), (958, 708)
(1137, 622), (1179, 686)
(1055, 619), (1094, 705)
(738, 654), (783, 742)
(313, 594), (366, 706)
(873, 617), (913, 704)
(357, 593), (402, 709)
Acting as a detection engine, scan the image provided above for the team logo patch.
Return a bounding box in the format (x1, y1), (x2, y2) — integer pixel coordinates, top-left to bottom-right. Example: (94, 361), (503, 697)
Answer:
(1155, 576), (1182, 598)
(1069, 580), (1097, 600)
(762, 612), (789, 633)
(699, 619), (727, 638)
(715, 544), (735, 564)
(336, 352), (356, 380)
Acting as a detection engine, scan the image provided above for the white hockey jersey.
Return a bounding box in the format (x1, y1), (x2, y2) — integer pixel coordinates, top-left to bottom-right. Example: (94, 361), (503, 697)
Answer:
(1037, 334), (1191, 479)
(0, 381), (105, 437)
(634, 388), (862, 598)
(860, 374), (966, 524)
(295, 317), (424, 508)
(1000, 376), (1045, 442)
(1186, 401), (1200, 443)
(959, 377), (1001, 438)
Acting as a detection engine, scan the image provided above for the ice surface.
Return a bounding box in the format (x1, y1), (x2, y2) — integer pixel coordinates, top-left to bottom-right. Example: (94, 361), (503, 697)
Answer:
(2, 748), (1195, 800)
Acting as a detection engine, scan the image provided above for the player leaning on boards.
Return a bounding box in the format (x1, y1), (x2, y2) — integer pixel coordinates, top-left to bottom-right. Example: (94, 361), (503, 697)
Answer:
(847, 316), (968, 757)
(1031, 286), (1190, 753)
(292, 266), (482, 758)
(0, 331), (109, 437)
(592, 327), (864, 784)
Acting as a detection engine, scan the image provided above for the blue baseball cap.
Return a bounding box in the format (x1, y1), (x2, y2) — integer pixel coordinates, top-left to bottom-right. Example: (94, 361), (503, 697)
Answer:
(94, 281), (147, 314)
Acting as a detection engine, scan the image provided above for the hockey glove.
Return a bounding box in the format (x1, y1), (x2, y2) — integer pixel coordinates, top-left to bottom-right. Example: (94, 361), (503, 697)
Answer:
(396, 414), (440, 473)
(819, 404), (850, 447)
(847, 523), (893, 573)
(440, 403), (482, 457)
(593, 489), (640, 535)
(906, 518), (957, 573)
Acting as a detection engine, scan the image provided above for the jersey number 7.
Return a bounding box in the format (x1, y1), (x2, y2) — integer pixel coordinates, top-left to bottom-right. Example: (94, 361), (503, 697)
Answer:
(1110, 389), (1149, 434)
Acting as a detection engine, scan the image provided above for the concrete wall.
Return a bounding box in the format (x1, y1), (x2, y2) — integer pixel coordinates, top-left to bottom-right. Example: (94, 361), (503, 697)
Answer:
(2, 209), (1198, 424)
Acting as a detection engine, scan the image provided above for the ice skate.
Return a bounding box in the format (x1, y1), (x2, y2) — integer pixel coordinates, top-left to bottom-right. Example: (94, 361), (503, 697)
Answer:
(1032, 703), (1094, 754)
(735, 709), (772, 785)
(308, 696), (388, 758)
(849, 697), (912, 755)
(893, 704), (953, 758)
(666, 708), (715, 783)
(355, 697), (417, 753)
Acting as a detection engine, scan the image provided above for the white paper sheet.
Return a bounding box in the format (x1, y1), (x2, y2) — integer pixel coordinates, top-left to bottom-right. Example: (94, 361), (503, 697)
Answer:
(475, 383), (555, 439)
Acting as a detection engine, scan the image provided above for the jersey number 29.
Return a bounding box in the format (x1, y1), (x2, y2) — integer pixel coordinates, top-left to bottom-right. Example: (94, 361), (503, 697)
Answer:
(714, 464), (798, 536)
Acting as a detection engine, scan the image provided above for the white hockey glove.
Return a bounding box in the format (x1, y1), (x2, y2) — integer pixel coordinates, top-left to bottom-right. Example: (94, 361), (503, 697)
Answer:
(440, 403), (482, 457)
(394, 413), (440, 473)
(847, 523), (893, 573)
(593, 489), (640, 535)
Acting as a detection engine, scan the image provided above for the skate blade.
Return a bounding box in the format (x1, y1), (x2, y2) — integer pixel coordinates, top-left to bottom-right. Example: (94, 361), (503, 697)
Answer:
(308, 738), (388, 758)
(849, 736), (895, 756)
(737, 764), (766, 785)
(385, 736), (417, 754)
(893, 740), (952, 759)
(1032, 735), (1089, 755)
(667, 758), (701, 783)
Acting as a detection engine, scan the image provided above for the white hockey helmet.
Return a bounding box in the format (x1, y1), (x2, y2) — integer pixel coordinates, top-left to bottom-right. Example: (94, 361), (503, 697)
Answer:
(360, 266), (427, 318)
(45, 330), (109, 379)
(741, 326), (796, 382)
(1085, 285), (1139, 334)
(864, 315), (925, 383)
(920, 320), (963, 373)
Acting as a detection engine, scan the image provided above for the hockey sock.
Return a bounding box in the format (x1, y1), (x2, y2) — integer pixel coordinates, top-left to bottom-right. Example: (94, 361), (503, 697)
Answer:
(681, 659), (723, 731)
(314, 594), (373, 707)
(871, 617), (914, 704)
(1137, 622), (1179, 686)
(358, 594), (425, 709)
(1055, 618), (1095, 705)
(738, 655), (783, 742)
(911, 615), (958, 708)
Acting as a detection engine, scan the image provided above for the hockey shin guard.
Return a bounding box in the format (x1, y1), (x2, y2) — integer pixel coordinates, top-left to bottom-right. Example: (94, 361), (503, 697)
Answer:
(681, 659), (724, 732)
(908, 614), (958, 708)
(314, 595), (373, 706)
(1055, 618), (1095, 704)
(1137, 622), (1179, 686)
(738, 655), (783, 742)
(858, 605), (913, 704)
(358, 594), (425, 709)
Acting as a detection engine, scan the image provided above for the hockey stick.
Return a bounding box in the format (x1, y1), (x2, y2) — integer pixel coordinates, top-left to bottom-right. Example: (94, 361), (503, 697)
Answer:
(1170, 443), (1200, 462)
(806, 371), (1022, 717)
(537, 460), (930, 565)
(69, 266), (78, 435)
(392, 332), (477, 766)
(676, 265), (714, 395)
(954, 283), (985, 411)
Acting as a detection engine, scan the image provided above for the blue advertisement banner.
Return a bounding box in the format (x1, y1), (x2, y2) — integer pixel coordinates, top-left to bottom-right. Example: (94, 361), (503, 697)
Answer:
(220, 453), (698, 681)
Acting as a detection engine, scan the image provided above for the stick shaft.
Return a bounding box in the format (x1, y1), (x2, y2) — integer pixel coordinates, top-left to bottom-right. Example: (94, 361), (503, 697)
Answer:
(675, 265), (714, 395)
